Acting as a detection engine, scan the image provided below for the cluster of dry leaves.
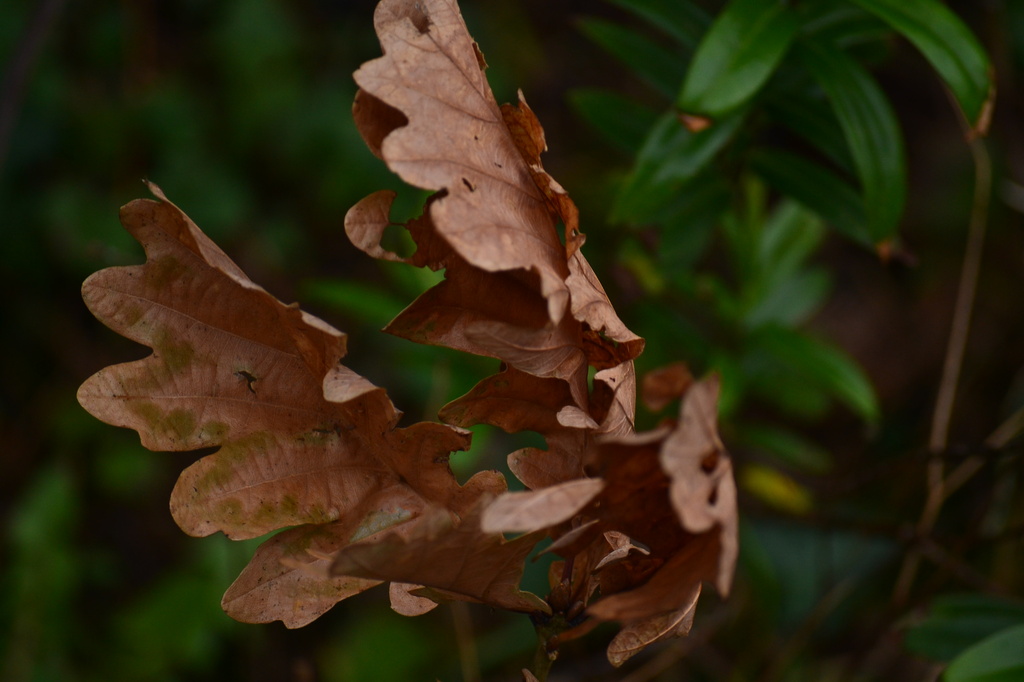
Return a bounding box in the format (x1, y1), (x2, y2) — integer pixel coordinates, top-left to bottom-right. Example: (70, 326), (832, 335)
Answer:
(78, 0), (737, 669)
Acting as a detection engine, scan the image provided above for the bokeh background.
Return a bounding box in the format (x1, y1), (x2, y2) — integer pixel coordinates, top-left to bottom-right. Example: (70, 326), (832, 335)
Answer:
(2, 0), (1023, 680)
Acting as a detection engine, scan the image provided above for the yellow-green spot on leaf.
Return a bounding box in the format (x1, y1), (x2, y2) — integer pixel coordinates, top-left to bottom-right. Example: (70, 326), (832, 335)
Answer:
(127, 401), (197, 444)
(250, 496), (336, 530)
(196, 431), (273, 493)
(163, 409), (197, 442)
(217, 497), (244, 520)
(120, 304), (145, 328)
(148, 254), (190, 289)
(199, 421), (230, 443)
(152, 327), (195, 374)
(740, 463), (813, 515)
(305, 505), (336, 525)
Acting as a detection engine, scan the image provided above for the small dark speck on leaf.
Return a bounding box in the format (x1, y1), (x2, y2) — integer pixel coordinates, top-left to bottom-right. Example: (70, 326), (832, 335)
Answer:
(235, 370), (258, 394)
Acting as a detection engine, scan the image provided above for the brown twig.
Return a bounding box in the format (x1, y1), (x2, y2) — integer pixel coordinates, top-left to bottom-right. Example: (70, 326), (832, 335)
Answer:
(892, 135), (992, 605)
(759, 577), (858, 682)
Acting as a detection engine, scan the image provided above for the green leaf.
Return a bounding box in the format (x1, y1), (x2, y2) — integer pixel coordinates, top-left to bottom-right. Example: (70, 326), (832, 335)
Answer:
(657, 174), (731, 270)
(677, 0), (799, 118)
(602, 0), (711, 48)
(850, 0), (993, 133)
(300, 278), (405, 328)
(799, 2), (890, 48)
(739, 424), (834, 473)
(744, 269), (830, 329)
(945, 624), (1024, 682)
(613, 111), (743, 222)
(568, 88), (660, 153)
(765, 92), (855, 173)
(798, 41), (906, 243)
(750, 148), (870, 244)
(749, 325), (879, 424)
(758, 200), (825, 280)
(907, 594), (1024, 664)
(578, 18), (685, 98)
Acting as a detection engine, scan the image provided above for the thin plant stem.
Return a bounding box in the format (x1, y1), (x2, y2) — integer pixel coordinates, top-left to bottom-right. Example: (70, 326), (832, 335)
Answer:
(451, 601), (480, 682)
(893, 136), (992, 605)
(531, 631), (555, 682)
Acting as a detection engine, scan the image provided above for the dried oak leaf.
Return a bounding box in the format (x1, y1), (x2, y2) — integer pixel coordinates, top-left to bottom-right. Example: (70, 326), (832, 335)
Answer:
(475, 375), (737, 664)
(605, 583), (702, 666)
(78, 184), (503, 625)
(328, 501), (549, 614)
(641, 361), (694, 412)
(345, 0), (642, 412)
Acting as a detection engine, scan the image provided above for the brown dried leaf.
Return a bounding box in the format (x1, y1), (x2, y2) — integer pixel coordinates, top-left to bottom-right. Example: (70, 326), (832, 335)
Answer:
(222, 485), (433, 626)
(79, 190), (491, 539)
(481, 478), (605, 535)
(330, 503), (549, 614)
(353, 0), (572, 321)
(346, 0), (642, 413)
(441, 366), (590, 489)
(566, 253), (644, 369)
(78, 184), (504, 621)
(389, 582), (439, 616)
(606, 583), (702, 666)
(593, 531), (651, 571)
(641, 362), (694, 412)
(660, 376), (738, 594)
(587, 531), (719, 622)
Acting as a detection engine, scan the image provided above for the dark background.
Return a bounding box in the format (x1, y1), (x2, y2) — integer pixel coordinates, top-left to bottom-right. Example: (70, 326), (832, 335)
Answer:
(2, 0), (1022, 680)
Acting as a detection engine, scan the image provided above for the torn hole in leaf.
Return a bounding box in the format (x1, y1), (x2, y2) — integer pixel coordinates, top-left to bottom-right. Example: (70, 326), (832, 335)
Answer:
(700, 451), (719, 473)
(408, 2), (432, 33)
(554, 219), (568, 246)
(377, 220), (419, 260)
(234, 370), (258, 394)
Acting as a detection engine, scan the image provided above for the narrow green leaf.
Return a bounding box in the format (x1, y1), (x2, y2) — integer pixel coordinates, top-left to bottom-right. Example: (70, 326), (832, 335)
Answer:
(945, 624), (1024, 682)
(612, 111), (743, 222)
(568, 88), (660, 153)
(603, 0), (711, 48)
(578, 18), (685, 98)
(750, 148), (871, 245)
(799, 2), (890, 48)
(798, 41), (906, 242)
(906, 593), (1024, 663)
(743, 269), (830, 329)
(765, 93), (855, 173)
(677, 0), (799, 118)
(750, 325), (879, 424)
(657, 175), (731, 269)
(300, 279), (405, 328)
(759, 200), (825, 280)
(851, 0), (993, 134)
(739, 423), (834, 473)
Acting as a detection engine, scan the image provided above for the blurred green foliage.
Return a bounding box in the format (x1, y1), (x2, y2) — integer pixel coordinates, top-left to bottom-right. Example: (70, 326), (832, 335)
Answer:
(2, 0), (1023, 680)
